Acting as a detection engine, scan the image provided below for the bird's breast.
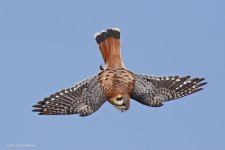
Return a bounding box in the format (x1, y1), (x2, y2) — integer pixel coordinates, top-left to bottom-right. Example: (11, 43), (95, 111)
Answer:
(99, 68), (135, 98)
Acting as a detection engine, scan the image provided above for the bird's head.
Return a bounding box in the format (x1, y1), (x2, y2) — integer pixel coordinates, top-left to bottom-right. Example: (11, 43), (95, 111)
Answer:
(109, 93), (130, 112)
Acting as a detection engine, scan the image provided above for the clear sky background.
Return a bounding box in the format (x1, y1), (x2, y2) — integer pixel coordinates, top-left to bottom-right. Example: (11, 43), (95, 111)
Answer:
(0, 0), (224, 150)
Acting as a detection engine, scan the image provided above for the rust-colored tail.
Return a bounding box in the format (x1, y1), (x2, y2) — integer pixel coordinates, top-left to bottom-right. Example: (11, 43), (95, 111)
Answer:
(95, 28), (124, 69)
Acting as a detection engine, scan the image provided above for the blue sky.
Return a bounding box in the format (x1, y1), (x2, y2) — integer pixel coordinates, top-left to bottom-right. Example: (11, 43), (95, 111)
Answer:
(0, 0), (225, 150)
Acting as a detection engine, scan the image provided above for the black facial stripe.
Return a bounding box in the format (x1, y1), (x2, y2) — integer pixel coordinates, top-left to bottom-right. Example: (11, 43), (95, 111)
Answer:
(116, 97), (123, 101)
(115, 103), (125, 107)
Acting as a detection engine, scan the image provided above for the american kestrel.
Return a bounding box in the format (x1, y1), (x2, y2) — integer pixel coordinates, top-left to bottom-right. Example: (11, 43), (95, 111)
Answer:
(32, 28), (207, 116)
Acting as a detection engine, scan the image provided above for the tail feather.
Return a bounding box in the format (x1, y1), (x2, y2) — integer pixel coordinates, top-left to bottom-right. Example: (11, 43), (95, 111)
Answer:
(95, 28), (124, 69)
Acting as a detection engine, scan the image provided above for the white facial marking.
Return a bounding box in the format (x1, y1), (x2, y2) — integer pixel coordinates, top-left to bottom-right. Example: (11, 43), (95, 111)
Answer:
(115, 98), (123, 105)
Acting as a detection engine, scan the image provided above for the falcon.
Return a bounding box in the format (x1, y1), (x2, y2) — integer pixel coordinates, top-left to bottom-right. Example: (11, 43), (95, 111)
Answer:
(32, 28), (207, 116)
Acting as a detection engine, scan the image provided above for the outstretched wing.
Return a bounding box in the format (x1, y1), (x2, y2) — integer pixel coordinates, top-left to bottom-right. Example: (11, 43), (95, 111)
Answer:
(131, 74), (207, 107)
(32, 74), (107, 116)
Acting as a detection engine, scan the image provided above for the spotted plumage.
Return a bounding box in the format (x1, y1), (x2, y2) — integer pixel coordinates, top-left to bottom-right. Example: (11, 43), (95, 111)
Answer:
(32, 28), (207, 117)
(99, 68), (135, 98)
(131, 74), (206, 107)
(33, 75), (106, 116)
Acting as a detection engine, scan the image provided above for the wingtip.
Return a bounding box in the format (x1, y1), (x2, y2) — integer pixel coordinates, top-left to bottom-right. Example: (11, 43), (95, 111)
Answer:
(192, 87), (204, 94)
(200, 82), (207, 86)
(32, 104), (42, 108)
(32, 108), (41, 112)
(198, 78), (206, 82)
(186, 75), (191, 79)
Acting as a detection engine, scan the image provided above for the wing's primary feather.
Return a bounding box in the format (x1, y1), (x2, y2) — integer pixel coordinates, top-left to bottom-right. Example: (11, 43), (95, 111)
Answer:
(131, 74), (207, 107)
(32, 74), (107, 116)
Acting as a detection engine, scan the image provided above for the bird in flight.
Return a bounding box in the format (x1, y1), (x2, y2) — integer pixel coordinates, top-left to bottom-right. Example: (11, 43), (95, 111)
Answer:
(32, 28), (207, 116)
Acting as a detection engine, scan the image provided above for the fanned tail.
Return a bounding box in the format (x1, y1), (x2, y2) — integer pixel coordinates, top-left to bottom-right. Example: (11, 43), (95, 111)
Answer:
(95, 28), (124, 69)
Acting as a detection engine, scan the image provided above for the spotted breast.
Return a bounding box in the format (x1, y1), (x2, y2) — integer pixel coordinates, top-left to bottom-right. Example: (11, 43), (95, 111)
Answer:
(99, 68), (135, 100)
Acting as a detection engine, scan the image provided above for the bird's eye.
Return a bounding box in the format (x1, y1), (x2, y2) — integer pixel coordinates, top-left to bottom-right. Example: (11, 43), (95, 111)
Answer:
(116, 97), (123, 101)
